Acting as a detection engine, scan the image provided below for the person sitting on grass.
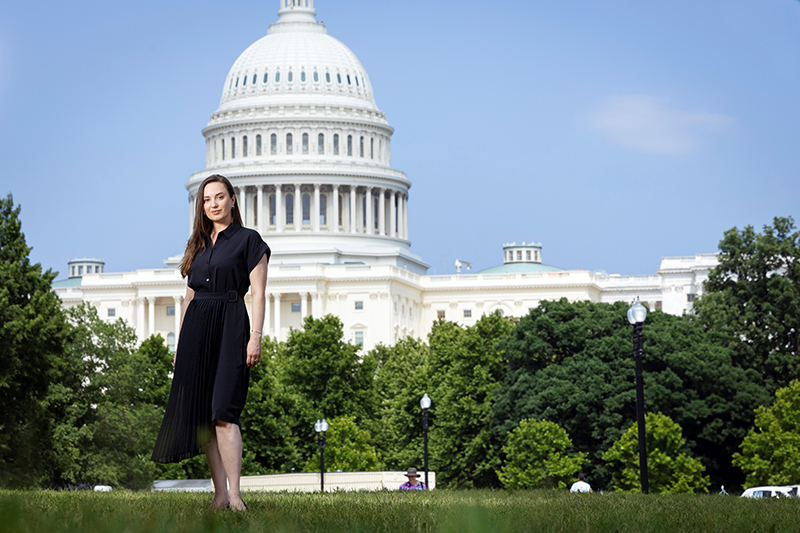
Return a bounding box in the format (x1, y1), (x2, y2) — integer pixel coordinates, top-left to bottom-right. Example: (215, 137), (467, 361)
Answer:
(570, 473), (592, 493)
(399, 467), (427, 490)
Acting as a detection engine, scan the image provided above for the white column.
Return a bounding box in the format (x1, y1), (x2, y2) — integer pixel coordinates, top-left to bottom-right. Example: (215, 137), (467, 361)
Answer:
(402, 194), (408, 240)
(173, 295), (183, 345)
(311, 293), (320, 317)
(294, 183), (301, 231)
(332, 184), (340, 233)
(276, 185), (284, 232)
(349, 186), (357, 234)
(274, 293), (282, 340)
(265, 293), (272, 337)
(257, 185), (265, 235)
(390, 190), (397, 238)
(300, 292), (309, 319)
(365, 187), (373, 235)
(313, 184), (320, 232)
(378, 188), (386, 236)
(147, 297), (156, 339)
(136, 297), (146, 341)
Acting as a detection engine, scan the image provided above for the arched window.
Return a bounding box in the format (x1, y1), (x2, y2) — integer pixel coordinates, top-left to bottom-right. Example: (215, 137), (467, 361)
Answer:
(302, 193), (311, 225)
(167, 333), (176, 353)
(302, 133), (309, 154)
(252, 74), (257, 85)
(333, 134), (340, 155)
(320, 193), (327, 225)
(269, 194), (276, 225)
(326, 72), (331, 83)
(359, 136), (364, 157)
(243, 75), (247, 86)
(301, 71), (306, 82)
(256, 134), (262, 156)
(347, 135), (352, 156)
(337, 73), (342, 84)
(243, 135), (248, 157)
(347, 75), (351, 85)
(275, 71), (281, 83)
(221, 139), (226, 160)
(285, 193), (294, 225)
(318, 133), (324, 154)
(235, 77), (239, 87)
(271, 133), (277, 155)
(229, 78), (233, 90)
(313, 71), (319, 82)
(263, 72), (268, 84)
(231, 137), (236, 158)
(355, 76), (359, 87)
(286, 133), (293, 155)
(288, 70), (293, 82)
(370, 138), (374, 159)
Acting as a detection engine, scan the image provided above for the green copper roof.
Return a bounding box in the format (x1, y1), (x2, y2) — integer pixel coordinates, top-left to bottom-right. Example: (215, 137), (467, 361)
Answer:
(476, 262), (564, 274)
(51, 277), (83, 288)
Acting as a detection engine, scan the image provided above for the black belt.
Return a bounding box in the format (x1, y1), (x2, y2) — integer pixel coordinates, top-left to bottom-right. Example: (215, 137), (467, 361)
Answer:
(194, 290), (239, 303)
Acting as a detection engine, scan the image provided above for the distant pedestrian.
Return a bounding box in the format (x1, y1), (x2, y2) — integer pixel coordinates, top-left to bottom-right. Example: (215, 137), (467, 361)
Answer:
(399, 467), (427, 490)
(570, 473), (592, 493)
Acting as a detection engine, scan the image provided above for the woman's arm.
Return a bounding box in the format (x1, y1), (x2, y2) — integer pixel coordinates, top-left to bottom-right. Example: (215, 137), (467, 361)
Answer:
(246, 253), (269, 367)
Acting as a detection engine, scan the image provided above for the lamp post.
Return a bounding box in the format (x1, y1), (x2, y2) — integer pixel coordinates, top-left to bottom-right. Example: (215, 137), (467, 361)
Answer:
(314, 418), (328, 493)
(627, 297), (649, 494)
(420, 393), (431, 489)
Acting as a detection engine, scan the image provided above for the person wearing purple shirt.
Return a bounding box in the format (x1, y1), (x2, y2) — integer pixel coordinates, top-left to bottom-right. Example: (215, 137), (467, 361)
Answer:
(399, 467), (427, 490)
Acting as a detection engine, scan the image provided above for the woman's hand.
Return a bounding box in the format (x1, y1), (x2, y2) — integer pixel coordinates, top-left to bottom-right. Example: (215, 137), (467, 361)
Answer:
(246, 334), (262, 367)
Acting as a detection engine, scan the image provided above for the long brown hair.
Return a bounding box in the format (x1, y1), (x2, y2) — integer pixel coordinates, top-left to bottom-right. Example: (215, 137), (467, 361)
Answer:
(180, 174), (243, 277)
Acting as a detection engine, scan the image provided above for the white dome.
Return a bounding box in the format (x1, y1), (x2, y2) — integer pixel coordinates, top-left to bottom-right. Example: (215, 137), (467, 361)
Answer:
(218, 3), (376, 112)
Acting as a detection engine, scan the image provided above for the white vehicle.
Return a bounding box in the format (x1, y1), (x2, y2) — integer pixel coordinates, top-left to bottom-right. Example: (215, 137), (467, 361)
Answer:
(741, 486), (794, 498)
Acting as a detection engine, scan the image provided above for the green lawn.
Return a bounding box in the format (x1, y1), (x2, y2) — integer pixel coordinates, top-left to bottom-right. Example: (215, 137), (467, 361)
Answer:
(1, 489), (798, 533)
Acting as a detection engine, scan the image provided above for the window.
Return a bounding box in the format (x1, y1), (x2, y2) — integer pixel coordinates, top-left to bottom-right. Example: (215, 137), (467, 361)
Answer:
(167, 333), (176, 353)
(269, 194), (276, 225)
(275, 71), (281, 83)
(285, 193), (294, 224)
(302, 133), (309, 154)
(517, 251), (522, 260)
(229, 78), (233, 90)
(347, 74), (351, 85)
(302, 193), (311, 224)
(243, 74), (247, 86)
(108, 308), (116, 317)
(355, 331), (364, 347)
(271, 133), (277, 155)
(313, 71), (319, 82)
(71, 266), (75, 276)
(292, 303), (301, 312)
(286, 133), (293, 154)
(288, 70), (293, 82)
(355, 76), (359, 86)
(687, 294), (696, 303)
(463, 309), (472, 318)
(243, 136), (248, 157)
(231, 137), (236, 158)
(301, 70), (306, 82)
(337, 73), (342, 84)
(326, 72), (331, 83)
(252, 74), (256, 85)
(222, 139), (225, 160)
(235, 77), (239, 87)
(338, 195), (343, 226)
(167, 306), (175, 316)
(333, 134), (340, 155)
(359, 136), (364, 157)
(318, 133), (324, 154)
(95, 266), (100, 273)
(370, 138), (374, 159)
(263, 72), (268, 83)
(526, 250), (531, 261)
(320, 194), (327, 225)
(256, 134), (262, 156)
(355, 301), (364, 310)
(437, 310), (445, 320)
(78, 266), (83, 275)
(347, 135), (352, 156)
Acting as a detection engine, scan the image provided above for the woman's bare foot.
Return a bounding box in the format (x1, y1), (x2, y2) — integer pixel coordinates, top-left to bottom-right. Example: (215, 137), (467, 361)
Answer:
(207, 498), (230, 511)
(228, 494), (248, 512)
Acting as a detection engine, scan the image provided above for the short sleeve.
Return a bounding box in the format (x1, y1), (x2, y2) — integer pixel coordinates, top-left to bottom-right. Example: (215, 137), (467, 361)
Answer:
(245, 231), (270, 273)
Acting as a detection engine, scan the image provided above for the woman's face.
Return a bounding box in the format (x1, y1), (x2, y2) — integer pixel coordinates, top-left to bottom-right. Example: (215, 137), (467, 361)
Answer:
(203, 181), (235, 225)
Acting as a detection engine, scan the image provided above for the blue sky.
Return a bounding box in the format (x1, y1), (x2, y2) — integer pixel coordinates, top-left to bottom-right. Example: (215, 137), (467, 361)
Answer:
(1, 0), (798, 278)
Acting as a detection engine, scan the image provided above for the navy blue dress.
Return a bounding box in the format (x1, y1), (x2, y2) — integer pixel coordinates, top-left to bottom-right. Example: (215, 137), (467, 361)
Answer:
(152, 222), (270, 463)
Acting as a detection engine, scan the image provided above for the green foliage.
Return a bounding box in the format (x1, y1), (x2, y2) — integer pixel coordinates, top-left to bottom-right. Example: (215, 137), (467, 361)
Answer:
(492, 299), (768, 489)
(428, 312), (513, 488)
(695, 216), (800, 392)
(303, 416), (382, 473)
(603, 412), (710, 493)
(0, 194), (70, 488)
(497, 419), (586, 489)
(733, 380), (800, 487)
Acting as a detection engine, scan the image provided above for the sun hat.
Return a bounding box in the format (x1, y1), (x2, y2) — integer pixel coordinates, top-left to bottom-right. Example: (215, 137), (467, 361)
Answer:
(405, 467), (420, 477)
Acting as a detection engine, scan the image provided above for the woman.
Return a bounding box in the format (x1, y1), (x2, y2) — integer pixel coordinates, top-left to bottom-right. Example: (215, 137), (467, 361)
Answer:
(152, 174), (270, 511)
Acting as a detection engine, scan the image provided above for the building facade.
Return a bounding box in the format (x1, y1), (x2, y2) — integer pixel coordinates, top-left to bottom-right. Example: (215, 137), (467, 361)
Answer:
(52, 1), (718, 351)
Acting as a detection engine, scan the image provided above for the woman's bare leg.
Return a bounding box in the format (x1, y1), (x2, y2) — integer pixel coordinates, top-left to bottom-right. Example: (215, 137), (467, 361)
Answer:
(215, 420), (244, 510)
(206, 432), (230, 508)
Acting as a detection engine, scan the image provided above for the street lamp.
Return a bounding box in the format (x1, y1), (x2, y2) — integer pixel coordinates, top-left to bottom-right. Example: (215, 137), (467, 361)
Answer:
(627, 297), (649, 494)
(420, 393), (432, 489)
(314, 418), (328, 492)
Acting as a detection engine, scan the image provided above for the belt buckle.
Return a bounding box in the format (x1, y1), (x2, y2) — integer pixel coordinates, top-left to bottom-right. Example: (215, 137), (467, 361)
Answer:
(227, 290), (238, 303)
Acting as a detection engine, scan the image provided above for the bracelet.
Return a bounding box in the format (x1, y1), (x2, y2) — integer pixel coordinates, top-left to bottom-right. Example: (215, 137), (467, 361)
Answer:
(250, 329), (263, 336)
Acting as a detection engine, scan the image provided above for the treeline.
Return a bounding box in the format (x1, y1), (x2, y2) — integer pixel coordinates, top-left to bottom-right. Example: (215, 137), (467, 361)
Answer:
(2, 192), (798, 492)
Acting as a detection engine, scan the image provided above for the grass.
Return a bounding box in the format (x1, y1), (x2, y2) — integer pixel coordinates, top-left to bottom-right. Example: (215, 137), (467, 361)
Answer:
(1, 489), (799, 533)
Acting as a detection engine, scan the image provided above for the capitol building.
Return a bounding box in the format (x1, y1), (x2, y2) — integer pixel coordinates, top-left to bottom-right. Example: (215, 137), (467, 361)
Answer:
(53, 0), (717, 352)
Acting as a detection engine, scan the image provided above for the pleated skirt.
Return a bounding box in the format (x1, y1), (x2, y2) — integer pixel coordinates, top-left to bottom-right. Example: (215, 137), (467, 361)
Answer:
(151, 292), (250, 464)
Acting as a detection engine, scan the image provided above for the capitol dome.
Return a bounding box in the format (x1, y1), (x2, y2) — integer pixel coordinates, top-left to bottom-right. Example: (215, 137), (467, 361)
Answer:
(186, 0), (428, 274)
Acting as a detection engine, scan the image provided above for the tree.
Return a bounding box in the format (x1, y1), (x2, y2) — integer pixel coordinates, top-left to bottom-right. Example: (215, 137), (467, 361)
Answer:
(497, 419), (586, 489)
(695, 216), (800, 392)
(492, 299), (769, 489)
(303, 416), (382, 473)
(428, 312), (513, 488)
(0, 194), (70, 488)
(602, 412), (709, 493)
(733, 380), (800, 487)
